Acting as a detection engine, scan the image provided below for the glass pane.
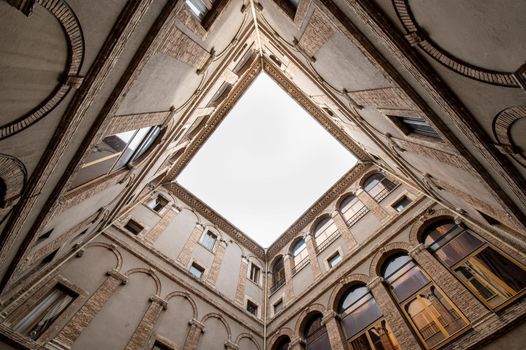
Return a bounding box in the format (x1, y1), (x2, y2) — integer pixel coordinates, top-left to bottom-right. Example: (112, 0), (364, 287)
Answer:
(340, 286), (369, 313)
(292, 239), (306, 256)
(423, 221), (457, 247)
(390, 265), (429, 302)
(186, 0), (208, 19)
(382, 254), (412, 280)
(133, 126), (161, 162)
(342, 298), (382, 339)
(434, 231), (483, 267)
(350, 333), (372, 350)
(113, 127), (151, 170)
(328, 253), (342, 268)
(13, 287), (75, 340)
(456, 247), (526, 308)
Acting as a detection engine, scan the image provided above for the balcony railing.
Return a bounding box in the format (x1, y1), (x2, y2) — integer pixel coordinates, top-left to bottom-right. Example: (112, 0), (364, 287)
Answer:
(372, 180), (398, 202)
(270, 278), (285, 294)
(315, 230), (340, 254)
(292, 256), (309, 275)
(345, 206), (369, 226)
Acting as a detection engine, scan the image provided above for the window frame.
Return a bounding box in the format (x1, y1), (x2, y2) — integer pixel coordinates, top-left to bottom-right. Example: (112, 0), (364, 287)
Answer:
(189, 261), (205, 280)
(249, 263), (261, 285)
(199, 230), (218, 252)
(386, 114), (441, 141)
(327, 250), (342, 269)
(246, 299), (259, 317)
(124, 219), (144, 235)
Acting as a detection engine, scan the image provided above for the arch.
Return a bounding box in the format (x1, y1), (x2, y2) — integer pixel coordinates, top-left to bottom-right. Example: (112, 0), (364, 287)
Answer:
(201, 312), (232, 340)
(0, 154), (27, 208)
(409, 208), (455, 245)
(368, 241), (412, 277)
(0, 0), (84, 139)
(294, 303), (326, 337)
(236, 333), (261, 350)
(84, 242), (123, 271)
(493, 105), (526, 167)
(336, 191), (358, 211)
(268, 328), (294, 350)
(288, 236), (306, 255)
(358, 168), (382, 188)
(125, 268), (162, 296)
(328, 273), (371, 311)
(309, 213), (332, 235)
(165, 291), (198, 319)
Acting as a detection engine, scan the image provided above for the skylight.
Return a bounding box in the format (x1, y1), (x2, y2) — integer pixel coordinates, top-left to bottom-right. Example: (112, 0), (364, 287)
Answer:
(177, 73), (357, 247)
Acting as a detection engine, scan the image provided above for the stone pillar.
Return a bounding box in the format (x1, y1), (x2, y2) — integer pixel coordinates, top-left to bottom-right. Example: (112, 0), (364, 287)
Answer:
(144, 207), (178, 242)
(331, 211), (357, 250)
(49, 270), (128, 349)
(322, 310), (348, 350)
(125, 295), (167, 350)
(356, 189), (389, 221)
(182, 318), (205, 350)
(304, 235), (321, 278)
(235, 256), (249, 305)
(177, 224), (204, 266)
(289, 337), (306, 350)
(409, 244), (488, 323)
(367, 277), (421, 350)
(206, 239), (227, 285)
(283, 254), (295, 302)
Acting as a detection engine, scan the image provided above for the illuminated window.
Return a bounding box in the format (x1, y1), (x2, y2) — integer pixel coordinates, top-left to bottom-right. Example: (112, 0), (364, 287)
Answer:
(338, 284), (400, 350)
(381, 254), (467, 348)
(423, 220), (526, 310)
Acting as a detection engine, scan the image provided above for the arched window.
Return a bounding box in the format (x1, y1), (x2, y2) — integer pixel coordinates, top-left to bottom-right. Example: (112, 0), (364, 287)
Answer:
(273, 336), (291, 350)
(313, 217), (338, 251)
(423, 220), (526, 310)
(381, 253), (467, 349)
(271, 256), (285, 293)
(291, 238), (308, 271)
(338, 284), (400, 350)
(339, 194), (368, 226)
(304, 313), (331, 350)
(363, 173), (396, 202)
(71, 126), (161, 188)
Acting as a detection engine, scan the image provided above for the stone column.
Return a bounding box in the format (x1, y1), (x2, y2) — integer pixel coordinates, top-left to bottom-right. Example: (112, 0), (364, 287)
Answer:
(125, 295), (167, 350)
(177, 224), (204, 266)
(144, 206), (178, 243)
(49, 270), (128, 349)
(206, 239), (227, 285)
(409, 244), (488, 323)
(304, 235), (321, 278)
(367, 277), (421, 350)
(322, 310), (348, 350)
(289, 337), (306, 350)
(235, 256), (249, 305)
(331, 211), (357, 250)
(283, 254), (295, 302)
(356, 189), (389, 221)
(182, 318), (205, 350)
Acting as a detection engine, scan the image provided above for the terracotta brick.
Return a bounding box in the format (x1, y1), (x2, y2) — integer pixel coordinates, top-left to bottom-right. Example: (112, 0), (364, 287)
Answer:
(206, 240), (227, 285)
(145, 207), (178, 242)
(125, 295), (167, 350)
(182, 318), (205, 350)
(304, 235), (321, 278)
(177, 226), (204, 266)
(356, 189), (389, 221)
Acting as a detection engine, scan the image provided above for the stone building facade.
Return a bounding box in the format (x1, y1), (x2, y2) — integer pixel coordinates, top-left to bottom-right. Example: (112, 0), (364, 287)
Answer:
(0, 0), (525, 349)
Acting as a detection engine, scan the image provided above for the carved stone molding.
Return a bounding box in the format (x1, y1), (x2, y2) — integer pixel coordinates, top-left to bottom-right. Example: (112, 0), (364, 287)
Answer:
(392, 0), (523, 88)
(0, 0), (84, 139)
(297, 8), (336, 59)
(492, 105), (526, 167)
(0, 153), (27, 210)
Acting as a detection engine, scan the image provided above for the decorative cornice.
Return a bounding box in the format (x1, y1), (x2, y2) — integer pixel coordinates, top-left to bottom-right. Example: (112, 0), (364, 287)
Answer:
(166, 183), (265, 259)
(267, 163), (369, 257)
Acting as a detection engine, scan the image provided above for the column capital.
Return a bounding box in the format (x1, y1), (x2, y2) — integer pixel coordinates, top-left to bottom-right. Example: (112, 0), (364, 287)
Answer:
(106, 269), (128, 285)
(149, 295), (168, 310)
(189, 318), (205, 332)
(322, 310), (341, 324)
(290, 337), (306, 347)
(367, 276), (384, 289)
(408, 243), (426, 258)
(303, 233), (313, 241)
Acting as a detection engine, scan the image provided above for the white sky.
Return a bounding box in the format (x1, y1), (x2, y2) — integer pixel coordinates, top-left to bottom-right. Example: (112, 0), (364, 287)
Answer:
(177, 73), (357, 247)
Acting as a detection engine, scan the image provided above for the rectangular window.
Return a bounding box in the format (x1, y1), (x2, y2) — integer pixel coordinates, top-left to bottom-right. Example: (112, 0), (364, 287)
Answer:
(200, 231), (217, 251)
(327, 252), (342, 268)
(246, 300), (258, 316)
(36, 229), (53, 244)
(390, 115), (440, 139)
(273, 299), (283, 315)
(249, 264), (260, 284)
(185, 0), (212, 21)
(190, 263), (205, 279)
(392, 196), (412, 212)
(124, 219), (143, 235)
(147, 195), (169, 212)
(152, 341), (173, 350)
(11, 284), (77, 340)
